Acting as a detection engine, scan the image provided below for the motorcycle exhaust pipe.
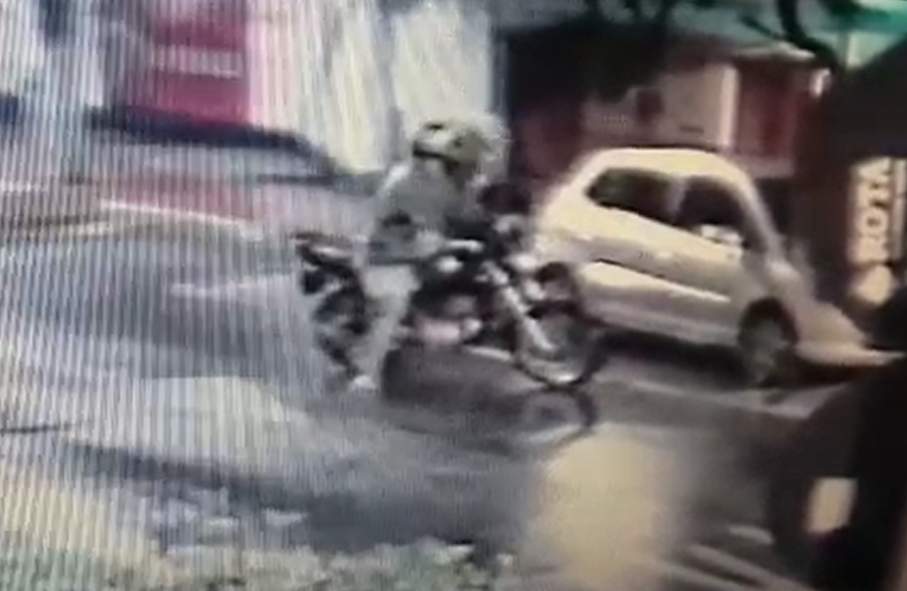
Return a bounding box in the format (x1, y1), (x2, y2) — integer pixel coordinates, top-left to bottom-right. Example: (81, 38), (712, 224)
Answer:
(483, 260), (560, 355)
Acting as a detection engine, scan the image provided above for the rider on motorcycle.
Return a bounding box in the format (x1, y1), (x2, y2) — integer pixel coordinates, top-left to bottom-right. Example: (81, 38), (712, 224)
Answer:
(349, 120), (499, 394)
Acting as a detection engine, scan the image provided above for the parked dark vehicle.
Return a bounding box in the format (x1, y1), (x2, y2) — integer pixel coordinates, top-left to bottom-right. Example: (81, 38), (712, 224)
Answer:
(766, 355), (907, 590)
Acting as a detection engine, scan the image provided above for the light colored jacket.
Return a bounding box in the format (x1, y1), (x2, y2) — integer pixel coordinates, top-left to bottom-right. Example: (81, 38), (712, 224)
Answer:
(359, 160), (479, 266)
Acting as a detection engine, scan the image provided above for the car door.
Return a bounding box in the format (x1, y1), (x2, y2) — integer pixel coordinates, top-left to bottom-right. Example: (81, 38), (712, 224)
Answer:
(654, 177), (766, 338)
(553, 167), (686, 329)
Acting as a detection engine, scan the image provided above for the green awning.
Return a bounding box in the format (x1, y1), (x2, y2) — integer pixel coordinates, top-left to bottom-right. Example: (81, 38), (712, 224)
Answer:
(827, 8), (907, 33)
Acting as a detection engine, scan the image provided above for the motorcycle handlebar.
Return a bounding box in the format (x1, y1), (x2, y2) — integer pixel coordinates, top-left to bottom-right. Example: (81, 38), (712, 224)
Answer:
(441, 239), (485, 254)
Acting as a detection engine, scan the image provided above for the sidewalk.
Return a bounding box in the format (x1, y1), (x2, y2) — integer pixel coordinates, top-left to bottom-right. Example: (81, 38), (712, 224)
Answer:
(0, 370), (533, 571)
(1, 129), (380, 240)
(0, 180), (101, 229)
(0, 458), (176, 586)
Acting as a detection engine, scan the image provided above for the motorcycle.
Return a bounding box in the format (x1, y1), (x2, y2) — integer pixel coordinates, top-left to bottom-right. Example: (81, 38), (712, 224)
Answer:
(290, 216), (604, 392)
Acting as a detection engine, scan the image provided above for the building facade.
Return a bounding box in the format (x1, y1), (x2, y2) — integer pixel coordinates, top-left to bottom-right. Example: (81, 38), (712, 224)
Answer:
(3, 0), (903, 175)
(95, 0), (494, 172)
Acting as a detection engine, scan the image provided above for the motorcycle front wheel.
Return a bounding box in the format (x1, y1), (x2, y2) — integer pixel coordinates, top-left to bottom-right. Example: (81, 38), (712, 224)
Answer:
(312, 284), (372, 379)
(513, 304), (603, 389)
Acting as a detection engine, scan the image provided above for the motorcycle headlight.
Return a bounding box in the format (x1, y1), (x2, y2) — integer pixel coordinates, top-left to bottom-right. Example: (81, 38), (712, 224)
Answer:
(508, 252), (539, 273)
(436, 255), (463, 275)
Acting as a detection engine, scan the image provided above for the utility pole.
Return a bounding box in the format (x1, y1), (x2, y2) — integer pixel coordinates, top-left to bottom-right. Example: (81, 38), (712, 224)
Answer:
(27, 0), (91, 185)
(376, 0), (403, 165)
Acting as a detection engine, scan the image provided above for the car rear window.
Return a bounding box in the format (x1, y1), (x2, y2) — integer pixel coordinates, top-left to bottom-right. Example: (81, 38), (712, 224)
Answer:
(586, 169), (674, 223)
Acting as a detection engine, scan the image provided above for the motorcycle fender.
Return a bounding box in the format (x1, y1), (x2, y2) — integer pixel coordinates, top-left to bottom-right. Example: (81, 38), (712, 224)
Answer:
(526, 299), (583, 319)
(301, 269), (327, 294)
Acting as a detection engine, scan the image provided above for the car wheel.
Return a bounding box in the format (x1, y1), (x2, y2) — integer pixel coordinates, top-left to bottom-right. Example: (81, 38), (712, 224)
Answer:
(738, 310), (798, 387)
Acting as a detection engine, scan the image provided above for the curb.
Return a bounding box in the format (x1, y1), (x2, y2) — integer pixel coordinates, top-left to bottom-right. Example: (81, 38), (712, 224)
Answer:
(88, 107), (339, 166)
(98, 200), (268, 242)
(0, 210), (110, 237)
(0, 182), (105, 232)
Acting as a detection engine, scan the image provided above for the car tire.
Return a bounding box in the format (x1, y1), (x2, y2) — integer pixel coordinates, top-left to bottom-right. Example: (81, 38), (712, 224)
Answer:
(738, 309), (798, 387)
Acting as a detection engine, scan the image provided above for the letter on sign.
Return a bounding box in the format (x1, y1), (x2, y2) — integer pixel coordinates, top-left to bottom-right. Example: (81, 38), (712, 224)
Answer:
(849, 158), (899, 266)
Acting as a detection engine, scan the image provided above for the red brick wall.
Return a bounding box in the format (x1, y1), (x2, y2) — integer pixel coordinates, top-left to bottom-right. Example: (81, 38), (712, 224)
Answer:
(735, 61), (814, 160)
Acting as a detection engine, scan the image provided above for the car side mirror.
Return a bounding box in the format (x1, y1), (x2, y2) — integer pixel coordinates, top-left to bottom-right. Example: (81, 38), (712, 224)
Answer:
(694, 224), (744, 249)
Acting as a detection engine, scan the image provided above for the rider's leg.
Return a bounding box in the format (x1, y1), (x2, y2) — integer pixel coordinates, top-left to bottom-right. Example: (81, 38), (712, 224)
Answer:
(355, 264), (417, 388)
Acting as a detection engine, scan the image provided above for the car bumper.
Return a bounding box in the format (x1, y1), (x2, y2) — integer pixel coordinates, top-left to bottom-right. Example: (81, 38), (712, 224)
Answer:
(796, 340), (904, 369)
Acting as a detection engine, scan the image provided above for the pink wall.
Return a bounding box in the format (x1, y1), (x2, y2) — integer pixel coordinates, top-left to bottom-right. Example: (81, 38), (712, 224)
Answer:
(128, 0), (249, 126)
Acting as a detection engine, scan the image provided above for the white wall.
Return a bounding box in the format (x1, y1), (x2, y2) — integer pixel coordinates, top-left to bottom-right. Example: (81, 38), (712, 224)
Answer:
(390, 0), (492, 138)
(246, 2), (322, 137)
(75, 1), (106, 110)
(248, 0), (393, 171)
(654, 62), (739, 150)
(247, 0), (494, 173)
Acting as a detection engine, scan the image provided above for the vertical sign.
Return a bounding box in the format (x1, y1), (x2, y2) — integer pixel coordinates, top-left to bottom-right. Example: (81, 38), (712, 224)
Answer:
(847, 157), (907, 306)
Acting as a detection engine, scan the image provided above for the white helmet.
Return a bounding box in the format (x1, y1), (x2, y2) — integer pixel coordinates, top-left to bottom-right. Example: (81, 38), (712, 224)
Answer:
(412, 121), (483, 165)
(411, 117), (509, 180)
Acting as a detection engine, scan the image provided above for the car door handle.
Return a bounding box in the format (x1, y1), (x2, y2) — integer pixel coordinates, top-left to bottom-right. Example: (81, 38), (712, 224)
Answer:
(654, 251), (674, 261)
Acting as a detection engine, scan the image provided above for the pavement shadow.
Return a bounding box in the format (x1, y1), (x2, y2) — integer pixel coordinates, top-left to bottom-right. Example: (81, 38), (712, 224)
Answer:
(605, 328), (743, 386)
(61, 415), (536, 558)
(379, 345), (598, 456)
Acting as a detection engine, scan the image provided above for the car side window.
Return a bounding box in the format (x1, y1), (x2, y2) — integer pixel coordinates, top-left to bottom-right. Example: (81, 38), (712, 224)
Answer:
(585, 169), (674, 223)
(675, 179), (760, 250)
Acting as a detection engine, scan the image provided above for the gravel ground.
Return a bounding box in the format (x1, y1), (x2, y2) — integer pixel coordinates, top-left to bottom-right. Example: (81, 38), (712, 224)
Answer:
(0, 533), (517, 591)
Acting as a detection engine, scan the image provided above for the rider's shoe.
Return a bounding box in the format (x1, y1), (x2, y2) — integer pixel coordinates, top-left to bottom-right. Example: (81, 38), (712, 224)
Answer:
(460, 317), (485, 343)
(348, 373), (380, 397)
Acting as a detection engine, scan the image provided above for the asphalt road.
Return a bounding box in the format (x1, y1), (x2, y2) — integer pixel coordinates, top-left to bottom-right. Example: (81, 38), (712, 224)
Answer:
(0, 215), (821, 590)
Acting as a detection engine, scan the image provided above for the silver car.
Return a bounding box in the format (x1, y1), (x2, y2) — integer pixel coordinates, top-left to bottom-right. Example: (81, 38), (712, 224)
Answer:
(533, 148), (899, 385)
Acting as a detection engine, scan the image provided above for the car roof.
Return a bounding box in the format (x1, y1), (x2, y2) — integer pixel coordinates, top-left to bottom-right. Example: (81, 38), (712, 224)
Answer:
(575, 148), (754, 188)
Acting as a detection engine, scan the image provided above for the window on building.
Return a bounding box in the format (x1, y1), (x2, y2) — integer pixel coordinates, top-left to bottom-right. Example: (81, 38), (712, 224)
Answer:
(633, 87), (664, 125)
(586, 169), (674, 223)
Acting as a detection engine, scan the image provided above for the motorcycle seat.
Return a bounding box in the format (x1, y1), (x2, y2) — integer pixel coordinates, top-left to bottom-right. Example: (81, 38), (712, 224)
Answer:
(291, 233), (355, 269)
(306, 244), (353, 268)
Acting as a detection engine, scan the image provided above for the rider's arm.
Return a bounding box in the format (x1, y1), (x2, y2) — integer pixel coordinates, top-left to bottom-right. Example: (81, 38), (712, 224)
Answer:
(355, 167), (404, 268)
(360, 167), (443, 265)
